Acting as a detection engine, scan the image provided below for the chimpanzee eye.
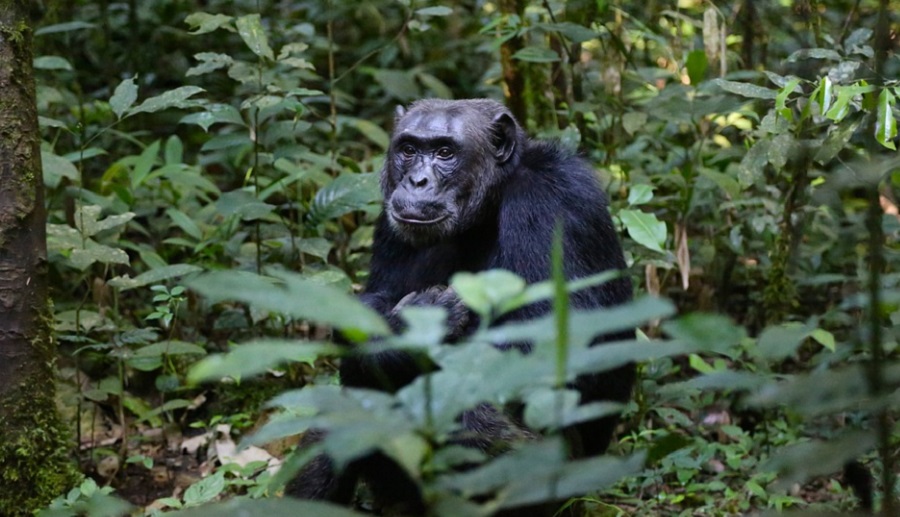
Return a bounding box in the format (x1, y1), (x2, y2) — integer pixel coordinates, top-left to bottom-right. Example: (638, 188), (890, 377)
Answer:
(400, 144), (416, 157)
(436, 147), (454, 159)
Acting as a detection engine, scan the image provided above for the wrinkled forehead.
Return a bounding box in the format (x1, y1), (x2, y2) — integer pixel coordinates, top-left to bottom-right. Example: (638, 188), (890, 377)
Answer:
(395, 107), (479, 140)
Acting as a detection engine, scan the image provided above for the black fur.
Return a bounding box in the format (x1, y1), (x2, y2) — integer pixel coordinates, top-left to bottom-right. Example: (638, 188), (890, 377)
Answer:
(287, 99), (633, 512)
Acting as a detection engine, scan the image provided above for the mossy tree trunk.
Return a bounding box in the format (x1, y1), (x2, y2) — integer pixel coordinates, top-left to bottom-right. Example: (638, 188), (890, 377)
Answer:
(0, 1), (79, 514)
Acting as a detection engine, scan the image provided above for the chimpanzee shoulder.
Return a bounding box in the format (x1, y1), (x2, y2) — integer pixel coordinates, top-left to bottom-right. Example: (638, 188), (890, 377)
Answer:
(494, 139), (627, 293)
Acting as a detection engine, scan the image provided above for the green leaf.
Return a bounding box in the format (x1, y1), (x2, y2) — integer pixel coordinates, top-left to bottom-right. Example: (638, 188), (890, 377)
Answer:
(659, 371), (766, 396)
(621, 111), (647, 135)
(747, 364), (900, 415)
(74, 205), (135, 236)
(451, 270), (527, 319)
(34, 21), (96, 36)
(619, 209), (666, 253)
(756, 322), (808, 360)
(110, 77), (138, 120)
(662, 313), (745, 351)
(416, 6), (453, 16)
(179, 103), (244, 132)
(41, 150), (79, 188)
(713, 79), (778, 99)
(817, 76), (833, 115)
(164, 136), (183, 165)
(38, 116), (67, 129)
(498, 270), (622, 316)
(131, 139), (161, 187)
(767, 133), (794, 170)
(441, 438), (645, 509)
(876, 88), (897, 150)
(70, 244), (130, 270)
(685, 50), (708, 85)
(512, 46), (560, 63)
(416, 72), (453, 99)
(523, 388), (577, 429)
(166, 208), (203, 240)
(298, 238), (333, 260)
(540, 21), (597, 43)
(33, 55), (73, 70)
(135, 341), (206, 358)
(108, 264), (204, 291)
(188, 340), (337, 383)
(183, 472), (225, 506)
(392, 306), (450, 348)
(484, 298), (678, 372)
(786, 48), (842, 62)
(236, 14), (275, 61)
(645, 432), (693, 467)
(698, 168), (742, 197)
(308, 173), (381, 224)
(129, 86), (206, 116)
(627, 184), (653, 206)
(200, 133), (252, 153)
(348, 118), (390, 150)
(761, 430), (876, 489)
(815, 120), (860, 164)
(775, 77), (801, 121)
(810, 328), (836, 352)
(186, 52), (234, 77)
(688, 354), (715, 374)
(187, 270), (389, 337)
(845, 28), (873, 51)
(371, 69), (421, 101)
(184, 12), (233, 35)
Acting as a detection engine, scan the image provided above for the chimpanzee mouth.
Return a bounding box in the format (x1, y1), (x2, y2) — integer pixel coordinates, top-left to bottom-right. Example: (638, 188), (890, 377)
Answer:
(391, 213), (449, 226)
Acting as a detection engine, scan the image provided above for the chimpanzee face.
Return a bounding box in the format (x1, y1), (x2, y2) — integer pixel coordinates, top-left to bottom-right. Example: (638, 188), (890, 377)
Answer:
(382, 100), (519, 246)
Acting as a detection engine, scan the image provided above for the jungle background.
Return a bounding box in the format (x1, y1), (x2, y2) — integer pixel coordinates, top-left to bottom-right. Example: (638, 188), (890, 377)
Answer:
(6, 0), (900, 515)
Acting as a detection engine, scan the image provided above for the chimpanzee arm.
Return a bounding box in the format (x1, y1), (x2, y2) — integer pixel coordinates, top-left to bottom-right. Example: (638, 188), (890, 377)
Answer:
(340, 216), (458, 392)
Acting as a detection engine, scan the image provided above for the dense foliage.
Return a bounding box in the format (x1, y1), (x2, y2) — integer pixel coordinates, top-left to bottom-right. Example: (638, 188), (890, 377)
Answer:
(28, 0), (898, 516)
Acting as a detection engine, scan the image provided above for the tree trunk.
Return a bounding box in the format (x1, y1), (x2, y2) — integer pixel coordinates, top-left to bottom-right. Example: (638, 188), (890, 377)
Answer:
(0, 1), (79, 514)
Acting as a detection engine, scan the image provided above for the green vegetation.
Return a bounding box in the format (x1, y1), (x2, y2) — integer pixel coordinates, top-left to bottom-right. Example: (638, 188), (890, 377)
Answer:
(26, 1), (899, 516)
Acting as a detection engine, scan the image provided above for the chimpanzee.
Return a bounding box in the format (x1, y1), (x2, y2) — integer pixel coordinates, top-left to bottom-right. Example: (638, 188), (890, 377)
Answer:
(286, 99), (633, 512)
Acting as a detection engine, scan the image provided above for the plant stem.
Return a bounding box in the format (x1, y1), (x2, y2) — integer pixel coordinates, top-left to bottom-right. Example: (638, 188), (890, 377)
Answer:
(866, 188), (895, 515)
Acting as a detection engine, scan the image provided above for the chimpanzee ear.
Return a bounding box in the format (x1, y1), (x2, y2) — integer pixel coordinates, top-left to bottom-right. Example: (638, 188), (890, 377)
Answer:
(490, 112), (518, 164)
(395, 105), (407, 121)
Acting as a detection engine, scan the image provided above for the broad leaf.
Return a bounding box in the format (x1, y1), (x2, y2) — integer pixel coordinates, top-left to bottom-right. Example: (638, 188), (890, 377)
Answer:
(108, 264), (202, 291)
(179, 103), (245, 132)
(512, 46), (560, 63)
(34, 21), (96, 35)
(188, 270), (389, 337)
(188, 340), (337, 383)
(619, 209), (666, 253)
(416, 6), (453, 16)
(875, 88), (897, 150)
(33, 55), (73, 70)
(186, 52), (234, 77)
(235, 14), (275, 61)
(762, 430), (876, 489)
(41, 150), (79, 188)
(110, 77), (138, 119)
(129, 86), (205, 116)
(184, 12), (233, 35)
(308, 173), (381, 224)
(714, 79), (777, 99)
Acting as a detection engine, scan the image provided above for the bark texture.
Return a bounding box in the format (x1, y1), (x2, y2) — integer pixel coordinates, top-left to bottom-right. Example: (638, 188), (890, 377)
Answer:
(0, 1), (79, 514)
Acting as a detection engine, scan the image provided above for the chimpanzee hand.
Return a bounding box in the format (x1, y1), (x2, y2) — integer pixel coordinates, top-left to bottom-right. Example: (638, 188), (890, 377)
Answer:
(390, 286), (470, 341)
